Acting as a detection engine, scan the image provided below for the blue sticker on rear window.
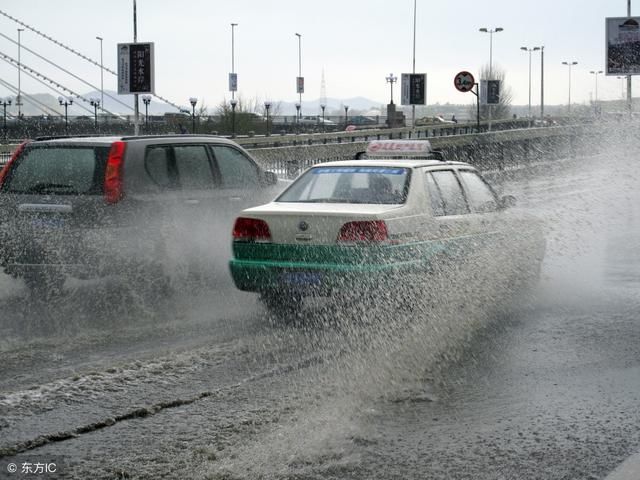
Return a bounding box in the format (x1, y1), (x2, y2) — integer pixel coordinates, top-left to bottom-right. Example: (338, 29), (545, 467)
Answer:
(312, 167), (405, 175)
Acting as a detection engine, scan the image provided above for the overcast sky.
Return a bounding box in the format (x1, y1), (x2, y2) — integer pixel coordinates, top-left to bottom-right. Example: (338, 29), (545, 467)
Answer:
(0, 0), (636, 113)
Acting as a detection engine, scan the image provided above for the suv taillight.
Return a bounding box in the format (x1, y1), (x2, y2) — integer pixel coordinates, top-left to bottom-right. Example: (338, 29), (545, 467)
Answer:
(232, 217), (272, 243)
(0, 140), (30, 189)
(337, 220), (389, 243)
(104, 141), (126, 204)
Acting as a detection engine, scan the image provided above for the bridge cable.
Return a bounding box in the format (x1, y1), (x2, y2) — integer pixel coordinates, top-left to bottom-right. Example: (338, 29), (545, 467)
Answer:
(0, 8), (184, 112)
(0, 50), (121, 117)
(0, 78), (63, 117)
(0, 32), (133, 113)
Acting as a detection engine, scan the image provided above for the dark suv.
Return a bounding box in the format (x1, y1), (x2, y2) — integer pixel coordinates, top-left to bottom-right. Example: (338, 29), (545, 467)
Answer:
(0, 135), (281, 296)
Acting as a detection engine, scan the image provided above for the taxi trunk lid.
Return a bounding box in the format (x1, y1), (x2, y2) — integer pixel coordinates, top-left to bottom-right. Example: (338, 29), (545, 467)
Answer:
(242, 202), (402, 245)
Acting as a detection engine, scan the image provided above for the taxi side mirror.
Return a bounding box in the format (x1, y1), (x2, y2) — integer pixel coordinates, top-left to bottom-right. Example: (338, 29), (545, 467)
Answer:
(262, 171), (278, 186)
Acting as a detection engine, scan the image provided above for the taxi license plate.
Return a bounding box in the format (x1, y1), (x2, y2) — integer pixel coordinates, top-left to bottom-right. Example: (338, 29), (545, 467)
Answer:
(280, 271), (322, 287)
(31, 218), (66, 229)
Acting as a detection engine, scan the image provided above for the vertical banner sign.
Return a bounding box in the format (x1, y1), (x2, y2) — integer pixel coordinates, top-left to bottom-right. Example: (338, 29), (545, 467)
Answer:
(606, 17), (640, 75)
(117, 42), (155, 94)
(296, 76), (305, 94)
(401, 74), (427, 105)
(229, 73), (238, 92)
(480, 80), (500, 104)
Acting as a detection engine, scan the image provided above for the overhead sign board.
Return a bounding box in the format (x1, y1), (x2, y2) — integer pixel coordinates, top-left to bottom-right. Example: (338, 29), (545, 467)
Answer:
(296, 76), (305, 94)
(606, 17), (640, 75)
(454, 71), (475, 92)
(401, 73), (427, 105)
(117, 42), (155, 95)
(229, 73), (238, 92)
(480, 80), (501, 105)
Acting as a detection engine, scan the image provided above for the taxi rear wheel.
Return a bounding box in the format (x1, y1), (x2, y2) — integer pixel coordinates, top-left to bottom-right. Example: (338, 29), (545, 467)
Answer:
(260, 291), (303, 316)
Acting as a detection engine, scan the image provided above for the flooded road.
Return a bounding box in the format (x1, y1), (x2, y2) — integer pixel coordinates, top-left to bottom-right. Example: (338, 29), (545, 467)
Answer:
(1, 150), (639, 479)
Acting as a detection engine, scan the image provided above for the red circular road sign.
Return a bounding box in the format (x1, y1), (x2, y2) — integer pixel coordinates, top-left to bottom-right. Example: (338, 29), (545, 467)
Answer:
(454, 71), (475, 92)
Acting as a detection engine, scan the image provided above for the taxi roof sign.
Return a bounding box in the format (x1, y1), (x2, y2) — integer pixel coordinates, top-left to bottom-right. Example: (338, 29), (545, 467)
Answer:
(365, 140), (432, 156)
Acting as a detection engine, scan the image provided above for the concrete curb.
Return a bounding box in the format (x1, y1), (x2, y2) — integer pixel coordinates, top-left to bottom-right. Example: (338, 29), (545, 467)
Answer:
(605, 451), (640, 480)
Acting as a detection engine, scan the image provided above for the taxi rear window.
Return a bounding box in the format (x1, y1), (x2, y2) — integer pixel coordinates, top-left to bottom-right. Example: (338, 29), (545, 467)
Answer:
(277, 166), (410, 204)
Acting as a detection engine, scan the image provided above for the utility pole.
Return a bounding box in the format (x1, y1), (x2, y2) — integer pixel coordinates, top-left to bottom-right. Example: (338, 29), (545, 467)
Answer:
(628, 0), (633, 115)
(133, 0), (140, 136)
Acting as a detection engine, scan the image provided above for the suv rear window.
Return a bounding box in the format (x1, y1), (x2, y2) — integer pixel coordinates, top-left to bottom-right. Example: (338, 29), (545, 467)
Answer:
(3, 146), (109, 195)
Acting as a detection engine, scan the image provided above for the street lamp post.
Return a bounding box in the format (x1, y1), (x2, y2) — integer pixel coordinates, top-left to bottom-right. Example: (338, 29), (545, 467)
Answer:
(540, 46), (545, 122)
(520, 46), (541, 121)
(344, 105), (349, 128)
(17, 28), (24, 118)
(589, 70), (603, 114)
(90, 98), (100, 130)
(230, 99), (237, 137)
(230, 23), (238, 101)
(264, 101), (271, 136)
(295, 102), (301, 134)
(561, 61), (578, 114)
(58, 96), (73, 133)
(320, 104), (326, 133)
(295, 33), (302, 118)
(96, 36), (104, 109)
(479, 27), (503, 130)
(385, 73), (397, 104)
(189, 97), (197, 134)
(141, 95), (151, 129)
(1, 97), (11, 142)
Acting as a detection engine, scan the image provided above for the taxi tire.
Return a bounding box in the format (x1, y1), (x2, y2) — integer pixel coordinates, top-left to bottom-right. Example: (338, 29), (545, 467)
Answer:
(23, 268), (65, 300)
(260, 291), (303, 317)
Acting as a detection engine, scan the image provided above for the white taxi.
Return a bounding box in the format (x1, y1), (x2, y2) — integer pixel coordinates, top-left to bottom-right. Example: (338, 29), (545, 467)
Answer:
(229, 140), (544, 312)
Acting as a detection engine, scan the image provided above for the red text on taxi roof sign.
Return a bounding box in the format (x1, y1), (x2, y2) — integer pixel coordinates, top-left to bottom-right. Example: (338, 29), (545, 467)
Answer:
(366, 140), (432, 156)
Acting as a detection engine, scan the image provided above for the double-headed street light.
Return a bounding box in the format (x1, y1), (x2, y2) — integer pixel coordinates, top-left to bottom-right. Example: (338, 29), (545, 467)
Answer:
(561, 61), (578, 113)
(89, 98), (100, 130)
(141, 95), (152, 129)
(189, 97), (197, 133)
(1, 97), (12, 142)
(385, 73), (397, 104)
(58, 96), (73, 132)
(520, 46), (541, 119)
(589, 70), (603, 113)
(479, 27), (503, 131)
(264, 101), (271, 136)
(230, 98), (237, 137)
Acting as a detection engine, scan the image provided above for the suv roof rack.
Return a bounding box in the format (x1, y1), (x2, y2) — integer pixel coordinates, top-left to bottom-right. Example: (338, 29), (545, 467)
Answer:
(120, 134), (226, 141)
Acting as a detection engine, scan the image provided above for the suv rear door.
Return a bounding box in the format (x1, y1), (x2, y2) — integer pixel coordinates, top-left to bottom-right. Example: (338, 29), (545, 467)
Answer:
(0, 142), (113, 274)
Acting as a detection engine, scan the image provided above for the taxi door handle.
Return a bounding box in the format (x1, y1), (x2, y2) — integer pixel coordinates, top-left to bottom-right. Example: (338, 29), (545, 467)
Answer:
(184, 199), (200, 205)
(229, 197), (243, 202)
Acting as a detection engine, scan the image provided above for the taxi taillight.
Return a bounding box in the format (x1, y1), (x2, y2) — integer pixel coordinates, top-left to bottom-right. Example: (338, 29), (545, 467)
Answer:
(0, 140), (30, 189)
(233, 217), (272, 243)
(104, 141), (126, 204)
(337, 220), (388, 243)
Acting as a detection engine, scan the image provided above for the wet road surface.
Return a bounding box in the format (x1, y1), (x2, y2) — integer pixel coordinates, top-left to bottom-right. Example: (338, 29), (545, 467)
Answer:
(1, 149), (639, 479)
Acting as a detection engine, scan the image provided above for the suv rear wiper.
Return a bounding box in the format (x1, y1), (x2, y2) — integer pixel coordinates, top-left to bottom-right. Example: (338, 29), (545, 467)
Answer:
(25, 182), (80, 194)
